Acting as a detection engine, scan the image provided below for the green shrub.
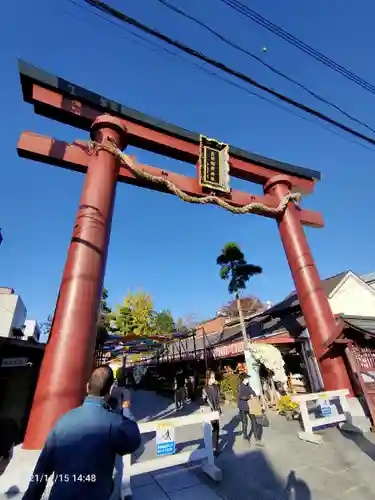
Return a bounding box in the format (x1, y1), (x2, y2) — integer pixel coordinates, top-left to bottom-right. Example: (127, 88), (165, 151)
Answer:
(219, 373), (240, 400)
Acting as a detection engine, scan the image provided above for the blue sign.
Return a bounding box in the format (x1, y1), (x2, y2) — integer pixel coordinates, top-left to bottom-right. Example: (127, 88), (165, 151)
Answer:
(156, 441), (175, 456)
(156, 424), (175, 457)
(320, 400), (332, 417)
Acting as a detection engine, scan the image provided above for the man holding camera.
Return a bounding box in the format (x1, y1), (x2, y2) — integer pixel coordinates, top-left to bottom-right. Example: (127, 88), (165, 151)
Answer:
(22, 365), (141, 500)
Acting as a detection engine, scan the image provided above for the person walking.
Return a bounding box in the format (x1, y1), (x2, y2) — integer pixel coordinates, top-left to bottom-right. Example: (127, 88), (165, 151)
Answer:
(109, 370), (134, 420)
(202, 370), (221, 456)
(22, 365), (141, 500)
(174, 369), (187, 411)
(238, 373), (265, 447)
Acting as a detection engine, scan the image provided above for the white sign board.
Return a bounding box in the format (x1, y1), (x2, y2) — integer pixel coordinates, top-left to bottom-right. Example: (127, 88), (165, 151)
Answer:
(292, 389), (349, 443)
(1, 357), (29, 368)
(156, 422), (175, 457)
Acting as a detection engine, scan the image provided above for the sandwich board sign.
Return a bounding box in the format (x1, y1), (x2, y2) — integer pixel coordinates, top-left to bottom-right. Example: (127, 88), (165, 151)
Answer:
(156, 422), (175, 456)
(292, 389), (349, 444)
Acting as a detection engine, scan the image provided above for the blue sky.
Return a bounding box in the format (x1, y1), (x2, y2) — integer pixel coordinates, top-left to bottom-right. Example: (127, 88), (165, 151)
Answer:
(1, 0), (375, 326)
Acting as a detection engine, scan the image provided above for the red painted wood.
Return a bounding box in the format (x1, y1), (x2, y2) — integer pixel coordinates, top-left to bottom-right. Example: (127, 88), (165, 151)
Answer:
(31, 84), (316, 194)
(265, 175), (353, 393)
(17, 132), (324, 228)
(23, 116), (127, 449)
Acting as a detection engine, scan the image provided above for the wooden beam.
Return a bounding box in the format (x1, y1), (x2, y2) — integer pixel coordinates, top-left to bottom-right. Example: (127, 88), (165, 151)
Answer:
(17, 132), (324, 228)
(30, 85), (316, 194)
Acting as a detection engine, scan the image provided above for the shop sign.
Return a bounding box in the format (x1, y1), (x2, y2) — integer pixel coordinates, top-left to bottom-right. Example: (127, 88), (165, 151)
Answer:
(1, 357), (29, 368)
(213, 341), (244, 359)
(199, 135), (230, 193)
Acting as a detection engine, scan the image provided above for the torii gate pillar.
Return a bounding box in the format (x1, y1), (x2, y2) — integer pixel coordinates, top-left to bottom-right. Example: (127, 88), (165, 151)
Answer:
(23, 116), (127, 450)
(264, 175), (353, 394)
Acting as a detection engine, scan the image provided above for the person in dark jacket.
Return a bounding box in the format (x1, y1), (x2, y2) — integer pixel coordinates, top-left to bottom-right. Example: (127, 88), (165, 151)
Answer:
(202, 370), (221, 456)
(237, 373), (264, 447)
(22, 365), (141, 500)
(174, 369), (187, 411)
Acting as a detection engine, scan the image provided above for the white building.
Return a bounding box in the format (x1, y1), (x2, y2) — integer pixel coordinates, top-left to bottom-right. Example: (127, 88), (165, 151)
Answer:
(0, 288), (27, 338)
(328, 271), (375, 317)
(0, 287), (40, 341)
(23, 320), (41, 342)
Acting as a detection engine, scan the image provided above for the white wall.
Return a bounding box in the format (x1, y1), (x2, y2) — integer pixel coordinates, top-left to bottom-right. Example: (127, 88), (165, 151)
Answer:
(23, 319), (41, 341)
(0, 293), (27, 337)
(329, 273), (375, 317)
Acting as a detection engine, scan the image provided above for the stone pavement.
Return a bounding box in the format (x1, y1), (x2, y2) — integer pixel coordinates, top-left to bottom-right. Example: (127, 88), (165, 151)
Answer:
(129, 466), (222, 500)
(131, 390), (375, 500)
(1, 390), (375, 499)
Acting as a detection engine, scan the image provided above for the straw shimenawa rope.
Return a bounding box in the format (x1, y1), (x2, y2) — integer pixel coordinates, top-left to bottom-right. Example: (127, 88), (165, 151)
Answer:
(88, 139), (301, 215)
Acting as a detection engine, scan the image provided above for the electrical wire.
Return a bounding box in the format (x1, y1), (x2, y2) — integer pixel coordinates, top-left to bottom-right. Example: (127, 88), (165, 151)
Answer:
(82, 0), (375, 148)
(65, 0), (183, 59)
(64, 0), (375, 154)
(219, 0), (375, 95)
(155, 0), (375, 134)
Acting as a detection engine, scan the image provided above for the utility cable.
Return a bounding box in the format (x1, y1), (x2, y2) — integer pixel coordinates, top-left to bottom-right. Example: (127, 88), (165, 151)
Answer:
(64, 0), (375, 154)
(155, 0), (375, 134)
(83, 0), (375, 148)
(219, 0), (375, 95)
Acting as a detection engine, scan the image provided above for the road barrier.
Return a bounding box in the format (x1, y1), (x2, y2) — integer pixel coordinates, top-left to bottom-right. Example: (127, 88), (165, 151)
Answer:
(292, 389), (350, 443)
(116, 410), (222, 499)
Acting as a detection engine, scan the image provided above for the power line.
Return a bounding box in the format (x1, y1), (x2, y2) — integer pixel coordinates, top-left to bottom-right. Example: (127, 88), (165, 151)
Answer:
(219, 0), (375, 95)
(83, 0), (375, 149)
(64, 1), (375, 155)
(65, 0), (184, 57)
(155, 0), (375, 134)
(65, 0), (315, 117)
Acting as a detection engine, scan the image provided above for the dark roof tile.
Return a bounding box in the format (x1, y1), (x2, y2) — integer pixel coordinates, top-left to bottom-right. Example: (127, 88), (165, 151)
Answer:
(268, 271), (350, 315)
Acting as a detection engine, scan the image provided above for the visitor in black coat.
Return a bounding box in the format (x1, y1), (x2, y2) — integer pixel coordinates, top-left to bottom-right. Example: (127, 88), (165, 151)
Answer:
(202, 370), (221, 456)
(174, 370), (187, 411)
(237, 373), (264, 446)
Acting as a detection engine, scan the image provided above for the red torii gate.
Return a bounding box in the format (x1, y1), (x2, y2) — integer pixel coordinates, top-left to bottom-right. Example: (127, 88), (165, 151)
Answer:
(17, 60), (352, 449)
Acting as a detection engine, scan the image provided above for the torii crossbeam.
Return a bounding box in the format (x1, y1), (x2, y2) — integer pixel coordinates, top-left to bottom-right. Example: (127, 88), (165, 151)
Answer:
(17, 61), (352, 449)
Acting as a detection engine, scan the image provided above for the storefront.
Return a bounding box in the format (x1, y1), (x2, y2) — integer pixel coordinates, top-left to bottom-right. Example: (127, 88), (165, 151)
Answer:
(0, 337), (44, 442)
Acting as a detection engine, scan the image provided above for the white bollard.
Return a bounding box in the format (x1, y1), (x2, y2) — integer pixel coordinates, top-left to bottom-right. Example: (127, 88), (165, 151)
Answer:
(202, 421), (222, 482)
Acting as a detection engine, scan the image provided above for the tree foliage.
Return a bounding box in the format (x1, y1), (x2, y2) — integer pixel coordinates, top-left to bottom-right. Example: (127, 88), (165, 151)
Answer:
(40, 314), (53, 342)
(99, 288), (112, 331)
(96, 288), (113, 346)
(112, 289), (175, 337)
(152, 309), (175, 336)
(125, 290), (155, 336)
(175, 314), (200, 334)
(113, 303), (134, 335)
(216, 243), (262, 296)
(220, 296), (265, 319)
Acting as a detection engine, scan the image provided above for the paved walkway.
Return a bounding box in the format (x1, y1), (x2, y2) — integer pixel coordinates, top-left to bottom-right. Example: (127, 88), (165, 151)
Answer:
(130, 390), (375, 500)
(1, 390), (374, 499)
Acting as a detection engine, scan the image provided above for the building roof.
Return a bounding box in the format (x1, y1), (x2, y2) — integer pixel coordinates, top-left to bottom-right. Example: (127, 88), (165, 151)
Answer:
(340, 315), (375, 336)
(157, 272), (375, 361)
(362, 271), (375, 284)
(266, 271), (350, 315)
(18, 60), (321, 182)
